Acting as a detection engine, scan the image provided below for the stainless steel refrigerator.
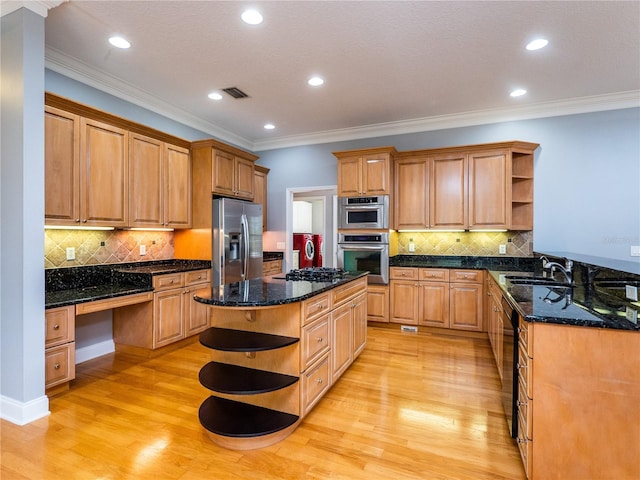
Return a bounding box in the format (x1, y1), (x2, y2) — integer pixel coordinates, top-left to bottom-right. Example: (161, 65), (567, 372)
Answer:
(212, 197), (263, 285)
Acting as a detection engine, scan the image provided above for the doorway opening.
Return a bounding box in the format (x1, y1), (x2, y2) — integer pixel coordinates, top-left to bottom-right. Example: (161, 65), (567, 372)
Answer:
(285, 186), (337, 272)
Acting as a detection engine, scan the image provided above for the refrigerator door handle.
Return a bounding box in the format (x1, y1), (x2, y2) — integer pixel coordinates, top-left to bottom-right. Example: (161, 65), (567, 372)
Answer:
(240, 213), (249, 280)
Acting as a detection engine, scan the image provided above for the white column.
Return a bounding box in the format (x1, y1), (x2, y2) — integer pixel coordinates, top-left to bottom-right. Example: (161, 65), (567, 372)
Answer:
(0, 6), (48, 424)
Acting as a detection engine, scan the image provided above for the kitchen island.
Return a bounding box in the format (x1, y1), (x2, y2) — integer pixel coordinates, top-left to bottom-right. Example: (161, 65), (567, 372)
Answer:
(193, 272), (368, 450)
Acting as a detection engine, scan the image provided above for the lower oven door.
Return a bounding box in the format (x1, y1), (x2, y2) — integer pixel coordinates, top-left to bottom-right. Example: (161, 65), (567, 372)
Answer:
(337, 244), (388, 284)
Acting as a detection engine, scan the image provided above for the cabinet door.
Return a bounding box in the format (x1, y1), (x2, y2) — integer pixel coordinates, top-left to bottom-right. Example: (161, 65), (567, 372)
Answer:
(468, 150), (508, 229)
(254, 167), (268, 230)
(419, 281), (450, 327)
(80, 118), (128, 227)
(331, 302), (353, 381)
(449, 283), (484, 331)
(153, 288), (185, 348)
(337, 156), (362, 196)
(185, 283), (210, 336)
(366, 285), (389, 323)
(352, 293), (367, 358)
(211, 149), (235, 197)
(235, 156), (255, 200)
(395, 156), (429, 230)
(164, 143), (191, 228)
(45, 106), (80, 225)
(390, 280), (419, 325)
(362, 153), (390, 195)
(430, 153), (467, 229)
(129, 133), (163, 227)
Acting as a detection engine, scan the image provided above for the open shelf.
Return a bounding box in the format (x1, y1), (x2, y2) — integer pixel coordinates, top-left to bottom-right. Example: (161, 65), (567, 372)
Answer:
(199, 396), (299, 438)
(199, 361), (298, 395)
(199, 327), (299, 352)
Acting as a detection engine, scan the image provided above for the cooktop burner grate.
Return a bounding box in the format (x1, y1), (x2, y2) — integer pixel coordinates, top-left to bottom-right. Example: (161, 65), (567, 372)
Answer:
(285, 267), (347, 282)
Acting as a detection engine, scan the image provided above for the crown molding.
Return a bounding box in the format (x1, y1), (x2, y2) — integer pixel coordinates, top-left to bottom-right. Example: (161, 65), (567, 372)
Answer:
(45, 47), (253, 151)
(44, 47), (639, 153)
(1, 0), (65, 18)
(253, 91), (640, 151)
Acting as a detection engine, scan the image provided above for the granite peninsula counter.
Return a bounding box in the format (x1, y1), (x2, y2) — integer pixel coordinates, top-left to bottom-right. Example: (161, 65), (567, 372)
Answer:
(193, 272), (368, 450)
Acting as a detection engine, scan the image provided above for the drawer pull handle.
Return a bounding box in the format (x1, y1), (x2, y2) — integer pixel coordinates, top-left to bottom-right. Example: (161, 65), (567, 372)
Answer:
(316, 304), (323, 310)
(316, 337), (323, 343)
(53, 324), (60, 330)
(517, 400), (527, 407)
(54, 363), (60, 369)
(316, 378), (323, 384)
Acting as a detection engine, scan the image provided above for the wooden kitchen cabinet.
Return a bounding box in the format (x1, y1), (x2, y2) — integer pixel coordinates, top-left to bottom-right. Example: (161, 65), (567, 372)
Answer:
(254, 165), (269, 231)
(394, 155), (429, 230)
(263, 259), (283, 276)
(486, 275), (503, 381)
(366, 284), (389, 322)
(430, 153), (468, 230)
(334, 146), (396, 197)
(45, 305), (76, 395)
(164, 143), (191, 228)
(352, 292), (367, 358)
(390, 267), (483, 331)
(468, 149), (508, 229)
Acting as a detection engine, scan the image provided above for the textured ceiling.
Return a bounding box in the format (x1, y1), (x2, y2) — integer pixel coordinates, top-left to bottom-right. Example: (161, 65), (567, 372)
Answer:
(44, 1), (640, 150)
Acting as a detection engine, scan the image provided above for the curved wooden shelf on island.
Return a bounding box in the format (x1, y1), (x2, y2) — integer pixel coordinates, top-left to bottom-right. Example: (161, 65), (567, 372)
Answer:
(199, 326), (299, 352)
(199, 361), (299, 395)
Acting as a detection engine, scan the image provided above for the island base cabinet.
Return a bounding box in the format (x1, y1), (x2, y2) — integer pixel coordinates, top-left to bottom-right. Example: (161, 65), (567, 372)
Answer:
(301, 353), (331, 415)
(331, 302), (353, 381)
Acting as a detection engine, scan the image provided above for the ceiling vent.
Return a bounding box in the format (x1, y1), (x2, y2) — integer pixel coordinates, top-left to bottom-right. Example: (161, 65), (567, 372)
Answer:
(222, 87), (249, 99)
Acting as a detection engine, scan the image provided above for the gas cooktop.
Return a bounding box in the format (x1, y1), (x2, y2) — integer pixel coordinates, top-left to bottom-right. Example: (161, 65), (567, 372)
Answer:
(285, 267), (348, 282)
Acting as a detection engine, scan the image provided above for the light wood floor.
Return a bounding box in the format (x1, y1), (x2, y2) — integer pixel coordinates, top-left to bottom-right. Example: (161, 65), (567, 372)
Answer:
(1, 326), (526, 479)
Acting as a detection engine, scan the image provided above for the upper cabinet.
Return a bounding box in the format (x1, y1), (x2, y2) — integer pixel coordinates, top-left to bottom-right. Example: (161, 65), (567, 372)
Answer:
(334, 147), (396, 197)
(192, 140), (257, 201)
(394, 141), (538, 231)
(45, 93), (192, 229)
(254, 165), (270, 231)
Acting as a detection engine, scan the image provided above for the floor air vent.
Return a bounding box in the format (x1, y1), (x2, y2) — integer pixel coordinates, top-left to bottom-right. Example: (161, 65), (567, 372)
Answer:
(222, 87), (249, 99)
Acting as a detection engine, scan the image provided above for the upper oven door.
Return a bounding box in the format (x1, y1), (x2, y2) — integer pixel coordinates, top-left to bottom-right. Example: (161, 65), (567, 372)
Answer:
(337, 243), (389, 284)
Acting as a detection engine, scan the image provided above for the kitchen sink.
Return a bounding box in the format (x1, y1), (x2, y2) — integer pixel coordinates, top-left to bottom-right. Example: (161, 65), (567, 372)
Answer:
(505, 275), (573, 287)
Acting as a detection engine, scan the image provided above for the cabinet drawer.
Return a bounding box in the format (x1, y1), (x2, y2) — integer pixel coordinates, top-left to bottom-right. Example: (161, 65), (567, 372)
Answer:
(302, 314), (330, 368)
(517, 344), (533, 399)
(302, 353), (330, 416)
(390, 267), (418, 280)
(517, 384), (533, 440)
(185, 269), (210, 286)
(516, 414), (532, 479)
(153, 273), (184, 290)
(450, 269), (482, 283)
(45, 305), (75, 347)
(332, 277), (367, 307)
(419, 268), (450, 282)
(45, 343), (75, 388)
(518, 316), (532, 357)
(302, 293), (331, 325)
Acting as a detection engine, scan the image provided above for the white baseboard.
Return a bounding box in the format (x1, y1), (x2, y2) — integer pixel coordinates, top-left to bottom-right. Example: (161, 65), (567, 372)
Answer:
(75, 339), (115, 364)
(0, 394), (50, 425)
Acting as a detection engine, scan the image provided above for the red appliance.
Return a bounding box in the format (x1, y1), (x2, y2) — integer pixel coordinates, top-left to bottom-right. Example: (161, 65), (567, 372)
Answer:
(293, 233), (314, 268)
(312, 234), (323, 267)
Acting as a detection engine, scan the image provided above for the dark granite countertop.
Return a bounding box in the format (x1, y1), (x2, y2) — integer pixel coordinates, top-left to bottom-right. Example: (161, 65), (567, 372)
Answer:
(194, 272), (368, 307)
(488, 270), (640, 332)
(45, 259), (211, 309)
(390, 254), (537, 271)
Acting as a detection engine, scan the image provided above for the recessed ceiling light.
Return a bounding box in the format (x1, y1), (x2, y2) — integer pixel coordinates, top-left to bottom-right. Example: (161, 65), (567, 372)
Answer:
(241, 9), (263, 25)
(526, 38), (548, 51)
(308, 76), (324, 87)
(208, 92), (223, 100)
(510, 88), (527, 97)
(264, 123), (275, 130)
(108, 36), (131, 49)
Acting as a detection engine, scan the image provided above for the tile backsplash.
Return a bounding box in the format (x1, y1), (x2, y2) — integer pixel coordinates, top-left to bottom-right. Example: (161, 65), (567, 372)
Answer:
(45, 229), (174, 268)
(392, 231), (532, 257)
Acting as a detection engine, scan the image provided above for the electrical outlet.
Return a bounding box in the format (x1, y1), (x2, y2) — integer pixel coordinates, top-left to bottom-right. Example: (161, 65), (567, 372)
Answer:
(139, 244), (146, 255)
(625, 285), (638, 301)
(631, 246), (640, 257)
(499, 244), (507, 255)
(626, 307), (638, 324)
(408, 243), (416, 252)
(66, 247), (75, 261)
(401, 325), (418, 332)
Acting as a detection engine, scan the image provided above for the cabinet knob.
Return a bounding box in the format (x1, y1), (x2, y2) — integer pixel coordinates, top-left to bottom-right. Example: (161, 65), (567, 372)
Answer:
(82, 219), (87, 223)
(53, 324), (60, 330)
(54, 363), (60, 370)
(75, 218), (80, 223)
(316, 304), (323, 310)
(316, 337), (323, 343)
(316, 378), (323, 384)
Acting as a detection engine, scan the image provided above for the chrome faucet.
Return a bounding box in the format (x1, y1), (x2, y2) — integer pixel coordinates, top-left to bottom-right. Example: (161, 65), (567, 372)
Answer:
(540, 256), (574, 284)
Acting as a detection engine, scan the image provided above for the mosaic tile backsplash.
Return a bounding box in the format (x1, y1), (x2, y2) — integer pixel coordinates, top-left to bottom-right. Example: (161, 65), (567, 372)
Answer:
(45, 230), (174, 268)
(391, 231), (533, 257)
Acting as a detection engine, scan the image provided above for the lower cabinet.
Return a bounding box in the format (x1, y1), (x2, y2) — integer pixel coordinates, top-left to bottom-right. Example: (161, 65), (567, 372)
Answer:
(45, 305), (76, 394)
(262, 259), (283, 276)
(390, 267), (484, 331)
(366, 284), (389, 322)
(486, 275), (504, 381)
